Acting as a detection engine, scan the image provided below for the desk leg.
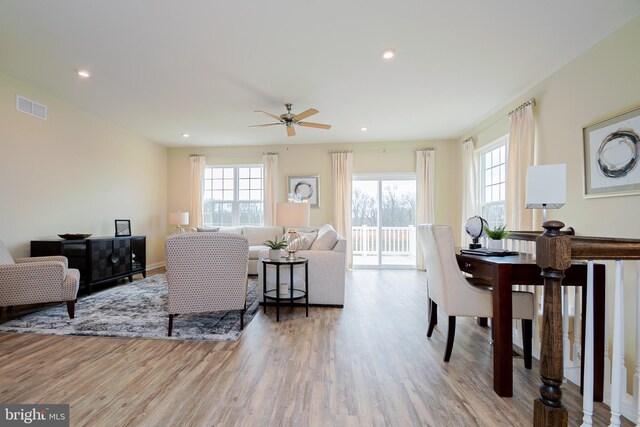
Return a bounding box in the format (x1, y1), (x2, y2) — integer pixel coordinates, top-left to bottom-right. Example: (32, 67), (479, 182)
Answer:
(493, 264), (513, 397)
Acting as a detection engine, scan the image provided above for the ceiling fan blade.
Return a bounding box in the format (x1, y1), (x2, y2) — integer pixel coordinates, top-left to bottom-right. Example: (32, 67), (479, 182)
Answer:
(249, 123), (282, 127)
(286, 126), (296, 137)
(298, 121), (332, 130)
(293, 108), (318, 121)
(255, 110), (283, 121)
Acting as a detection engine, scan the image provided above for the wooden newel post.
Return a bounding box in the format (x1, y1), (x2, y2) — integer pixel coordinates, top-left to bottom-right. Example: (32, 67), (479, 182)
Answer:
(534, 220), (571, 427)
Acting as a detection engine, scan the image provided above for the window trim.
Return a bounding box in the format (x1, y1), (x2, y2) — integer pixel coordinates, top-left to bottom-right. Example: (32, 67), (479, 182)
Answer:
(203, 164), (264, 226)
(477, 135), (508, 229)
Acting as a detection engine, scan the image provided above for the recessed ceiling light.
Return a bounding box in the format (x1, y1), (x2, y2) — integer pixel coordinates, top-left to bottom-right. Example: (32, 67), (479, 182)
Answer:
(382, 49), (395, 60)
(360, 126), (368, 132)
(77, 69), (91, 78)
(181, 133), (190, 138)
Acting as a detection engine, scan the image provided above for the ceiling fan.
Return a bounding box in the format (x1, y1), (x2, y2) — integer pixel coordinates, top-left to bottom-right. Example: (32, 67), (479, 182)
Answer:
(250, 103), (332, 137)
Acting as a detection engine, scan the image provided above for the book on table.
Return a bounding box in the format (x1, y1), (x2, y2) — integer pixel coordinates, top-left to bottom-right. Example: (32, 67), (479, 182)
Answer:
(459, 248), (518, 257)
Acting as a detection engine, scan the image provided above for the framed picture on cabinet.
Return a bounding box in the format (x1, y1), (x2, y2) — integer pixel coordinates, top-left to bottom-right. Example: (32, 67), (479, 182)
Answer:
(114, 219), (131, 237)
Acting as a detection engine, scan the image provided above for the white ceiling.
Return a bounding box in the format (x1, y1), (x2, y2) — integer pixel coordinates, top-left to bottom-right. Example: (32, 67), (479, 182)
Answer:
(1, 1), (639, 147)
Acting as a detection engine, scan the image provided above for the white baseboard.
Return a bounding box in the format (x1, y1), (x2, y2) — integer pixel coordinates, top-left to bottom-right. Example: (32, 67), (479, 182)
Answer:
(146, 261), (165, 271)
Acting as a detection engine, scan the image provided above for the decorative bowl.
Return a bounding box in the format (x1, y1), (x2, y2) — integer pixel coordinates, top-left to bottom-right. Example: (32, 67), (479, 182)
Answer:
(58, 233), (92, 240)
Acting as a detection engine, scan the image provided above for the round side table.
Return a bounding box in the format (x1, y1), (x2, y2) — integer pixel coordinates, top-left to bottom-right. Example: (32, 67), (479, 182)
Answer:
(261, 257), (309, 322)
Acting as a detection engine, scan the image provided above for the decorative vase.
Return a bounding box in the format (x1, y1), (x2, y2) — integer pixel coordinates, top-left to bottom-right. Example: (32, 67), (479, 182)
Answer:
(269, 249), (281, 261)
(488, 239), (503, 250)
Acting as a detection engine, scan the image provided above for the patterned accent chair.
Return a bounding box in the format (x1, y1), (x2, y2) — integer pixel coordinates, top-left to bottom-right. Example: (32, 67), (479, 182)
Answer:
(165, 232), (249, 336)
(0, 241), (80, 318)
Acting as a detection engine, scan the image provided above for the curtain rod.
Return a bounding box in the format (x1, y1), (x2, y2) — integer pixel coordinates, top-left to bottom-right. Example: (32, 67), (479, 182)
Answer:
(328, 147), (435, 154)
(508, 98), (536, 117)
(189, 152), (278, 158)
(464, 97), (536, 140)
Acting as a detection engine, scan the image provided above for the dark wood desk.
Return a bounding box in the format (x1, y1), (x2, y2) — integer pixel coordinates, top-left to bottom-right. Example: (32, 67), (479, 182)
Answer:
(456, 252), (605, 400)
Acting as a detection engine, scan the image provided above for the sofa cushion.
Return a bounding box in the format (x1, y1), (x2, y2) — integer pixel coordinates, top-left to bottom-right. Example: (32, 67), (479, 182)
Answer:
(196, 227), (220, 232)
(0, 241), (15, 265)
(288, 226), (318, 234)
(311, 224), (339, 250)
(243, 226), (285, 246)
(219, 226), (244, 235)
(295, 231), (318, 250)
(248, 245), (269, 259)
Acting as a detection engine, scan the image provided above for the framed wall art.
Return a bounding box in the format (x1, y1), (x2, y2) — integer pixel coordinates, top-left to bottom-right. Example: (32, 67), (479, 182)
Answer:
(114, 219), (131, 237)
(288, 175), (319, 208)
(583, 105), (640, 198)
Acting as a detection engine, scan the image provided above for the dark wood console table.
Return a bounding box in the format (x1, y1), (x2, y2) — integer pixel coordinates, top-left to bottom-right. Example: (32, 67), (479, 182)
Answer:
(31, 236), (146, 293)
(456, 251), (605, 400)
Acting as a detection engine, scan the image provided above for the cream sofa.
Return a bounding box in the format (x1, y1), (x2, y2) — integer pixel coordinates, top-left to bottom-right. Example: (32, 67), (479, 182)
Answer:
(257, 224), (346, 307)
(195, 224), (346, 306)
(215, 225), (286, 275)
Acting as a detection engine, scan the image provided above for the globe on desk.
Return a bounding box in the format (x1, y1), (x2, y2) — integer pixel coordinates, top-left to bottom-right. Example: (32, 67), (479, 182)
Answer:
(464, 215), (488, 249)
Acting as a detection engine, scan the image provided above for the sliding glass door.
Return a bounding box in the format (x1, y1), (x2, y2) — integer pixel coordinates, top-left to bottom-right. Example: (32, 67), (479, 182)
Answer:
(352, 174), (416, 268)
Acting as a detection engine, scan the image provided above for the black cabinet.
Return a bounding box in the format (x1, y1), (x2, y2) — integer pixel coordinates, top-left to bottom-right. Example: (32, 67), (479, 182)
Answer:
(31, 236), (146, 293)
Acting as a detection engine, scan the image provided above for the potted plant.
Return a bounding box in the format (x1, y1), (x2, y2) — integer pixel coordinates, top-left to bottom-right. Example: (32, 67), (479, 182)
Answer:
(264, 236), (288, 261)
(483, 225), (510, 250)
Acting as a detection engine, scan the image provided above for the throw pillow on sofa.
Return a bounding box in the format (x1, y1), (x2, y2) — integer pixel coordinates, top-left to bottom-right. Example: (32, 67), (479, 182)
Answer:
(311, 224), (339, 250)
(195, 227), (220, 232)
(289, 231), (318, 251)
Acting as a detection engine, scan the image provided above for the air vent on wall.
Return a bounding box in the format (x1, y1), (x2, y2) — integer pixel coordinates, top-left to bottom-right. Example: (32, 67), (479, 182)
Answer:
(16, 95), (47, 120)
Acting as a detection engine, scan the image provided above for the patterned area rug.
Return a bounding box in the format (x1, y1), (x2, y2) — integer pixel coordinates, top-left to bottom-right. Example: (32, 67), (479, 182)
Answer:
(0, 274), (259, 341)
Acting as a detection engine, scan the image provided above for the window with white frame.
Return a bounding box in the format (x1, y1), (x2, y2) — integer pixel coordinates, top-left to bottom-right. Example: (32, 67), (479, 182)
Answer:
(203, 165), (264, 226)
(478, 136), (508, 229)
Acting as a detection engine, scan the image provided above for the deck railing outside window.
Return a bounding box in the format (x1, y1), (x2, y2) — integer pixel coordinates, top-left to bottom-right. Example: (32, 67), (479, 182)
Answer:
(351, 225), (416, 258)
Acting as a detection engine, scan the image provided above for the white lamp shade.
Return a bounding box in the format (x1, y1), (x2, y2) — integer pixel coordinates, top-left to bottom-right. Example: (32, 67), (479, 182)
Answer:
(275, 202), (310, 228)
(169, 211), (189, 226)
(525, 164), (567, 209)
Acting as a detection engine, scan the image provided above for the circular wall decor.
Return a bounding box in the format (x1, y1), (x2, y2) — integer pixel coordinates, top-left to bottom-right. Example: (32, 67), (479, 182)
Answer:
(596, 129), (640, 178)
(294, 181), (314, 201)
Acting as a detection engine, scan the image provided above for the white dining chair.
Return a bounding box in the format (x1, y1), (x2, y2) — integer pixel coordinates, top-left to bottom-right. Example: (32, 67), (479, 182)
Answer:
(417, 224), (534, 367)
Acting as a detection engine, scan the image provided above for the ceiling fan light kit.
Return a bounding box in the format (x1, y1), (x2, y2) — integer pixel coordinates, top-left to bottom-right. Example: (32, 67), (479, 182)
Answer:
(250, 103), (332, 137)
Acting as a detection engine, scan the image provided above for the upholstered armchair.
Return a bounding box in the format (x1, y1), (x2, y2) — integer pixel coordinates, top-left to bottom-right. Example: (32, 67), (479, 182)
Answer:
(165, 232), (249, 336)
(0, 241), (80, 318)
(417, 224), (534, 366)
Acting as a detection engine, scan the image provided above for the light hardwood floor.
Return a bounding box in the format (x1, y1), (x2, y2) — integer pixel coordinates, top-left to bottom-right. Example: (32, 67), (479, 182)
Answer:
(0, 270), (630, 426)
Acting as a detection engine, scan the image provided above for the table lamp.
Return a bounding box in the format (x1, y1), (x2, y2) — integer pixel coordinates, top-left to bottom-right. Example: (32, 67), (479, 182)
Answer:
(169, 211), (189, 234)
(276, 202), (310, 260)
(525, 164), (566, 223)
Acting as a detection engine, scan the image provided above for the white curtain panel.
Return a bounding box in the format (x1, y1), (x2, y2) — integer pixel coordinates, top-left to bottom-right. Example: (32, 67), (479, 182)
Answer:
(262, 153), (278, 226)
(189, 155), (206, 228)
(416, 149), (435, 270)
(506, 104), (535, 231)
(331, 151), (353, 269)
(461, 139), (477, 246)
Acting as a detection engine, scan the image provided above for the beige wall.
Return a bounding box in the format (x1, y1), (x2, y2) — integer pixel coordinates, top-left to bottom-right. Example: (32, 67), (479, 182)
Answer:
(461, 16), (640, 243)
(460, 16), (640, 390)
(0, 72), (168, 268)
(462, 17), (640, 237)
(167, 139), (461, 237)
